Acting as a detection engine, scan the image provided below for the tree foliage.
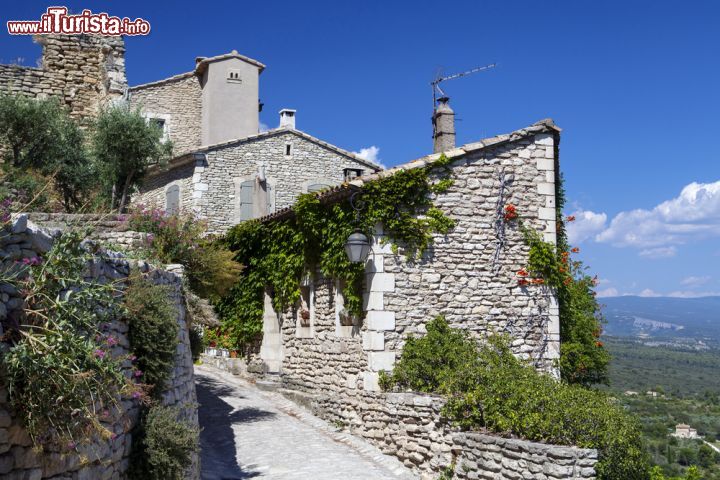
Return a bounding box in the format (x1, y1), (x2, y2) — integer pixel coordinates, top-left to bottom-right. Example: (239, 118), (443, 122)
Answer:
(92, 105), (172, 211)
(0, 94), (93, 209)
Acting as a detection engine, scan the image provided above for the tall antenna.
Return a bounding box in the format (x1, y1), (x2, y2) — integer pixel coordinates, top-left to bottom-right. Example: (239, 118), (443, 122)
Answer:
(431, 63), (497, 114)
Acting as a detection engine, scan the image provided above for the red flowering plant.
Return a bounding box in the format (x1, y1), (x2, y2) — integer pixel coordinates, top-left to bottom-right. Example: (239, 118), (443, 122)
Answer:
(126, 206), (242, 299)
(503, 204), (518, 221)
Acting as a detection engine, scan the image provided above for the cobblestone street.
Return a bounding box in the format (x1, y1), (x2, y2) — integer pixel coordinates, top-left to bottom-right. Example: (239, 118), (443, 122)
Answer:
(195, 365), (415, 480)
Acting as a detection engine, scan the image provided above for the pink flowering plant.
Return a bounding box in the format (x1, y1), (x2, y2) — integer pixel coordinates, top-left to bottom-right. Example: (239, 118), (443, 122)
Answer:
(126, 206), (242, 299)
(0, 230), (143, 448)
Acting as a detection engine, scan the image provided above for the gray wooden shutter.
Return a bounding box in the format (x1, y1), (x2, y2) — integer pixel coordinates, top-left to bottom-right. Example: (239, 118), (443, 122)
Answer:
(239, 180), (255, 221)
(266, 182), (275, 213)
(165, 185), (180, 214)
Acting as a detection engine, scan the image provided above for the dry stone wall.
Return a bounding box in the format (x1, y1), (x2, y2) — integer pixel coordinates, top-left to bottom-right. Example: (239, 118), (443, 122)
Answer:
(22, 213), (147, 250)
(129, 74), (203, 154)
(0, 35), (127, 120)
(0, 216), (198, 480)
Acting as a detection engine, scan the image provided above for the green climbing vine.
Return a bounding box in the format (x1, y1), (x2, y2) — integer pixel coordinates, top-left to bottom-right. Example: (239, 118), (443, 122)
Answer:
(216, 155), (455, 353)
(507, 173), (610, 386)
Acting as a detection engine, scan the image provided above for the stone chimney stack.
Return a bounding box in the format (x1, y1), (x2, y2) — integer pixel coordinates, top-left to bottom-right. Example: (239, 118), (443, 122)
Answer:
(279, 109), (296, 129)
(432, 96), (455, 153)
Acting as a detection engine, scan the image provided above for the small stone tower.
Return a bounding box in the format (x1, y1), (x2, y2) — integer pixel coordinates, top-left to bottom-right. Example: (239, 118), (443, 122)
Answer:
(432, 96), (455, 153)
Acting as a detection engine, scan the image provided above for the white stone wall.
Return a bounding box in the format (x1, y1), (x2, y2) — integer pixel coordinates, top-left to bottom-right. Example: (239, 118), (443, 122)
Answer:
(129, 74), (203, 155)
(134, 130), (379, 233)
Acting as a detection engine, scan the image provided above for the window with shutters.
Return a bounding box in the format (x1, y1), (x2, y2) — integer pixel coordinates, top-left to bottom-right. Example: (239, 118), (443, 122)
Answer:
(239, 180), (255, 221)
(165, 185), (180, 214)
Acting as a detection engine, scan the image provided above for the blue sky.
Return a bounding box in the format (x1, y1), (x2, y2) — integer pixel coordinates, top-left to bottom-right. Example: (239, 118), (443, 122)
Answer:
(2, 1), (719, 297)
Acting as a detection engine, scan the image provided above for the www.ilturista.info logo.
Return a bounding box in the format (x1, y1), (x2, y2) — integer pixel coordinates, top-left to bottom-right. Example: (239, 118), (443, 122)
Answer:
(7, 7), (151, 36)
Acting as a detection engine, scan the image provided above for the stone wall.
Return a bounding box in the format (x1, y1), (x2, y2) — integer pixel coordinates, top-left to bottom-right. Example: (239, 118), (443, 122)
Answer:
(0, 216), (199, 480)
(451, 433), (597, 480)
(134, 130), (380, 234)
(21, 213), (147, 250)
(0, 35), (127, 120)
(129, 74), (203, 154)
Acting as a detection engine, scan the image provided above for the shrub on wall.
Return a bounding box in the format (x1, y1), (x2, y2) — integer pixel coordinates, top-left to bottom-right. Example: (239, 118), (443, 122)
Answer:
(128, 405), (199, 480)
(124, 270), (179, 398)
(380, 317), (650, 480)
(127, 207), (242, 299)
(0, 230), (141, 447)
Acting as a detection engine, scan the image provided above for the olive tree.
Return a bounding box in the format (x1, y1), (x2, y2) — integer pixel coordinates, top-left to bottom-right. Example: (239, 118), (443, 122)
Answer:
(0, 94), (93, 210)
(92, 105), (172, 212)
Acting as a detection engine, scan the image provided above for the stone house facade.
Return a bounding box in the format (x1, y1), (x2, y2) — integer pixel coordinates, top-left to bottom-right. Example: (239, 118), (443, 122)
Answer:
(133, 113), (381, 234)
(213, 119), (576, 477)
(258, 119), (561, 386)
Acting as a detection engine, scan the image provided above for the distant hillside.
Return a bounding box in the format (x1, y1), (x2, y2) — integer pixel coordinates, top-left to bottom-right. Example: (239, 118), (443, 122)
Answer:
(603, 336), (720, 397)
(601, 296), (720, 347)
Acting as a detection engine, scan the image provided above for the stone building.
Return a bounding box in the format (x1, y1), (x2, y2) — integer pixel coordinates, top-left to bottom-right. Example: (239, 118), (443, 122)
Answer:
(257, 119), (562, 386)
(0, 35), (380, 230)
(673, 424), (700, 439)
(127, 52), (381, 232)
(132, 110), (381, 233)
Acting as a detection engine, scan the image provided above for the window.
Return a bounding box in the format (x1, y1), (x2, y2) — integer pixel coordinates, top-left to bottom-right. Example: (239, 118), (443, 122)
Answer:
(227, 69), (242, 83)
(144, 114), (170, 144)
(239, 180), (254, 221)
(165, 185), (180, 214)
(285, 143), (292, 156)
(335, 280), (357, 337)
(307, 183), (332, 193)
(236, 179), (276, 222)
(344, 168), (364, 181)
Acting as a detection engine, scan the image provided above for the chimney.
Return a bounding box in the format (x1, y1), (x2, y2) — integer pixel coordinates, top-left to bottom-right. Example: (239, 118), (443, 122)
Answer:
(432, 96), (455, 153)
(279, 109), (296, 129)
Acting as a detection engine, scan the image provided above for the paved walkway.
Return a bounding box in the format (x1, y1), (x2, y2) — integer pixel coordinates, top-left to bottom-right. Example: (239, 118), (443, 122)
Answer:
(195, 365), (416, 480)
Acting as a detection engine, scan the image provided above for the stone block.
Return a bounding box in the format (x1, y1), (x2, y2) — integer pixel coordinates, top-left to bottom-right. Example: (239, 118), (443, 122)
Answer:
(535, 133), (554, 146)
(366, 311), (395, 331)
(366, 272), (395, 292)
(362, 331), (384, 351)
(368, 351), (396, 371)
(537, 182), (555, 196)
(362, 371), (380, 392)
(362, 291), (384, 311)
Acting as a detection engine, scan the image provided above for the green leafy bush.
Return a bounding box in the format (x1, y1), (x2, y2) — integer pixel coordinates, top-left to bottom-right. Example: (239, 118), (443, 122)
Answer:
(129, 405), (199, 480)
(189, 327), (205, 362)
(0, 230), (139, 446)
(127, 207), (242, 299)
(381, 317), (650, 480)
(124, 271), (179, 398)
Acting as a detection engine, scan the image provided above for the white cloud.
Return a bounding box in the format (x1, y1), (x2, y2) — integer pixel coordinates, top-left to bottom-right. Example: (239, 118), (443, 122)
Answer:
(259, 122), (270, 133)
(596, 287), (619, 297)
(352, 146), (384, 167)
(596, 181), (720, 248)
(638, 288), (661, 297)
(566, 210), (607, 244)
(680, 275), (711, 287)
(638, 246), (677, 259)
